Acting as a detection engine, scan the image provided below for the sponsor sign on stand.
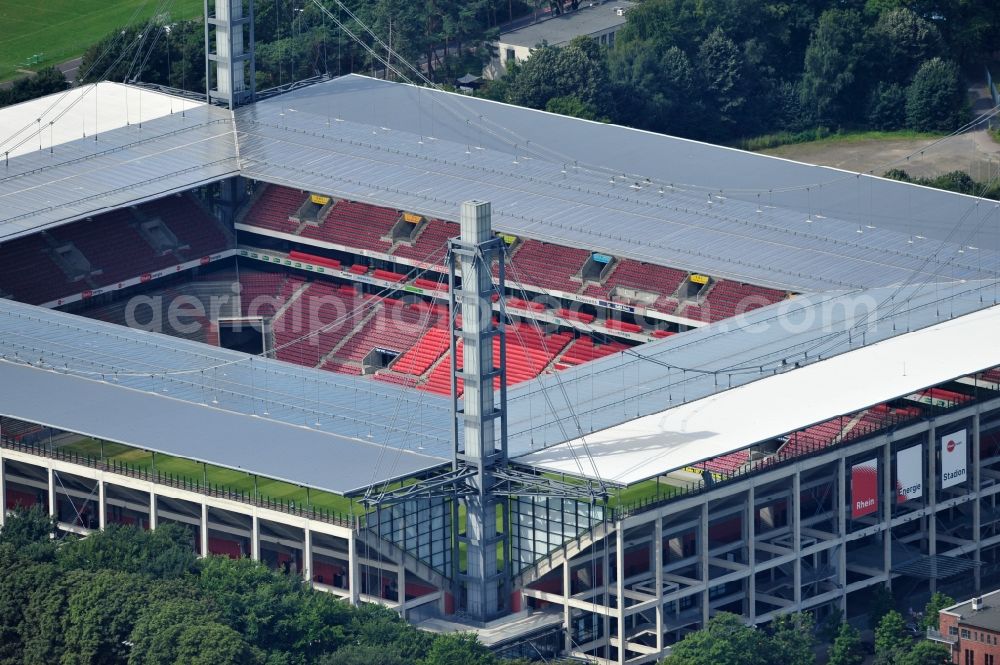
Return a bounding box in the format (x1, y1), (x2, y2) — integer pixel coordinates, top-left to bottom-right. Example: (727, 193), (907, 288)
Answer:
(895, 445), (922, 503)
(851, 458), (878, 518)
(941, 430), (967, 489)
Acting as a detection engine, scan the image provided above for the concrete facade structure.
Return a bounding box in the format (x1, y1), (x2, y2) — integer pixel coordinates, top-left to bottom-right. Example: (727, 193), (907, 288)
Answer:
(6, 367), (1000, 662)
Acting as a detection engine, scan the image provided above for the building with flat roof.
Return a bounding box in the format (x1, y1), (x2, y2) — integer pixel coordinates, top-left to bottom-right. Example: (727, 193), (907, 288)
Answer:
(932, 590), (1000, 664)
(486, 2), (634, 78)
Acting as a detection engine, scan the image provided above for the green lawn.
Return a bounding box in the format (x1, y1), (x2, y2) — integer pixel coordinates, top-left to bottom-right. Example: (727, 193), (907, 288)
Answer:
(57, 438), (362, 518)
(606, 476), (684, 511)
(0, 0), (203, 81)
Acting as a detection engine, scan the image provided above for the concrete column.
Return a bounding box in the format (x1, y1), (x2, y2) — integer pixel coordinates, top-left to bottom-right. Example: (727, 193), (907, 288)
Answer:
(149, 493), (157, 530)
(746, 485), (756, 622)
(563, 560), (572, 654)
(837, 457), (847, 613)
(616, 526), (626, 665)
(304, 527), (313, 583)
(602, 533), (611, 661)
(973, 411), (982, 593)
(251, 513), (260, 561)
(792, 472), (802, 606)
(0, 456), (6, 528)
(98, 479), (106, 530)
(349, 531), (360, 605)
(700, 502), (710, 625)
(928, 425), (937, 593)
(883, 439), (892, 588)
(47, 466), (55, 518)
(200, 502), (209, 558)
(654, 517), (664, 653)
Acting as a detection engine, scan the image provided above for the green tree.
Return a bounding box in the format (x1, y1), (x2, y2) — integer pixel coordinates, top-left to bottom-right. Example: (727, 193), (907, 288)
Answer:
(828, 622), (865, 665)
(663, 612), (767, 665)
(174, 622), (258, 665)
(316, 645), (408, 665)
(905, 57), (966, 131)
(770, 612), (816, 665)
(869, 584), (896, 629)
(614, 0), (705, 54)
(505, 37), (611, 118)
(874, 610), (910, 665)
(420, 632), (494, 665)
(801, 9), (873, 125)
(609, 41), (699, 135)
(58, 522), (196, 579)
(696, 28), (748, 139)
(897, 640), (952, 665)
(0, 555), (59, 665)
(868, 81), (908, 129)
(21, 571), (81, 665)
(871, 7), (943, 82)
(127, 597), (218, 665)
(0, 68), (68, 108)
(0, 506), (56, 561)
(922, 592), (955, 630)
(61, 570), (149, 665)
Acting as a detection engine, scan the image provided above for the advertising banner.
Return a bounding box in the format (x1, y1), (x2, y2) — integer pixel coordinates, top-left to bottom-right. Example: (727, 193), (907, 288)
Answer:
(895, 445), (922, 503)
(941, 430), (968, 489)
(851, 458), (879, 518)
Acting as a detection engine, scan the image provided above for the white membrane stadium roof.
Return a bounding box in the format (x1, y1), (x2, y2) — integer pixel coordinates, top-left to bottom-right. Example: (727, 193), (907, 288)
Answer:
(0, 298), (450, 494)
(518, 302), (1000, 485)
(236, 76), (1000, 292)
(0, 82), (204, 159)
(505, 278), (998, 457)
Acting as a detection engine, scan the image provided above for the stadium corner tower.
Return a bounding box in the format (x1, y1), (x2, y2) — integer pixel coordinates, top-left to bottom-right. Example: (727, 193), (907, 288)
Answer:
(2, 1), (1000, 661)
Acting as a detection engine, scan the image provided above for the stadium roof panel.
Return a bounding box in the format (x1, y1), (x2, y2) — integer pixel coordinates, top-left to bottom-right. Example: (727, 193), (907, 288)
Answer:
(0, 82), (205, 159)
(0, 298), (451, 494)
(505, 279), (999, 459)
(235, 76), (1000, 292)
(0, 360), (445, 495)
(0, 85), (238, 242)
(516, 299), (1000, 485)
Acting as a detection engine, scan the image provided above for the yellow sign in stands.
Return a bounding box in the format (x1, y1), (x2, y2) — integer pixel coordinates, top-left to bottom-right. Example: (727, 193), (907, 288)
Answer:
(403, 212), (423, 223)
(499, 234), (517, 245)
(310, 194), (331, 205)
(690, 274), (710, 285)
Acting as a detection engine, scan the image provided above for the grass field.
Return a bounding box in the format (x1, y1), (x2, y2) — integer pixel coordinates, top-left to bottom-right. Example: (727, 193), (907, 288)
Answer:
(0, 0), (203, 82)
(58, 438), (362, 518)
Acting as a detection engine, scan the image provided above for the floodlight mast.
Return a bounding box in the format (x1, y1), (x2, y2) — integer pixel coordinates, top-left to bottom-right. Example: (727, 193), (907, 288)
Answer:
(447, 200), (511, 621)
(204, 0), (255, 108)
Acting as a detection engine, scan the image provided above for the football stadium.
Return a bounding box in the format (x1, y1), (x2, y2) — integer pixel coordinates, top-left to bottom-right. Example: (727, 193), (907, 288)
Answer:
(3, 5), (1000, 662)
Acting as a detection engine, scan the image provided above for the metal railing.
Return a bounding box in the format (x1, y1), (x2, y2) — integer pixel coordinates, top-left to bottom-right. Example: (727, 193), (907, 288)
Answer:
(0, 438), (358, 529)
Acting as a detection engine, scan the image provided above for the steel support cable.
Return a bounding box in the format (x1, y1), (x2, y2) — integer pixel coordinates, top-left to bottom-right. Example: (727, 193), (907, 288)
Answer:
(497, 250), (606, 490)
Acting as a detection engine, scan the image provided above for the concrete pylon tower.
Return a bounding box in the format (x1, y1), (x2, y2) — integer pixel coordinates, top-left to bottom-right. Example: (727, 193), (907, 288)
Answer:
(448, 200), (509, 620)
(204, 0), (255, 108)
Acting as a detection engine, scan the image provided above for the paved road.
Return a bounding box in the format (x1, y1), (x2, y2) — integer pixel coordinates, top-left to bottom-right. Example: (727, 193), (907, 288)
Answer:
(59, 57), (83, 84)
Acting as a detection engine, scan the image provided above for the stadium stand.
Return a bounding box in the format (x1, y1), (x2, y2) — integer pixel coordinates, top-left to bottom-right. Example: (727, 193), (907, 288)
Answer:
(241, 185), (306, 233)
(390, 218), (457, 265)
(699, 280), (787, 322)
(299, 200), (398, 252)
(506, 240), (590, 293)
(583, 260), (687, 306)
(239, 273), (287, 318)
(558, 337), (629, 366)
(0, 195), (229, 305)
(0, 234), (74, 304)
